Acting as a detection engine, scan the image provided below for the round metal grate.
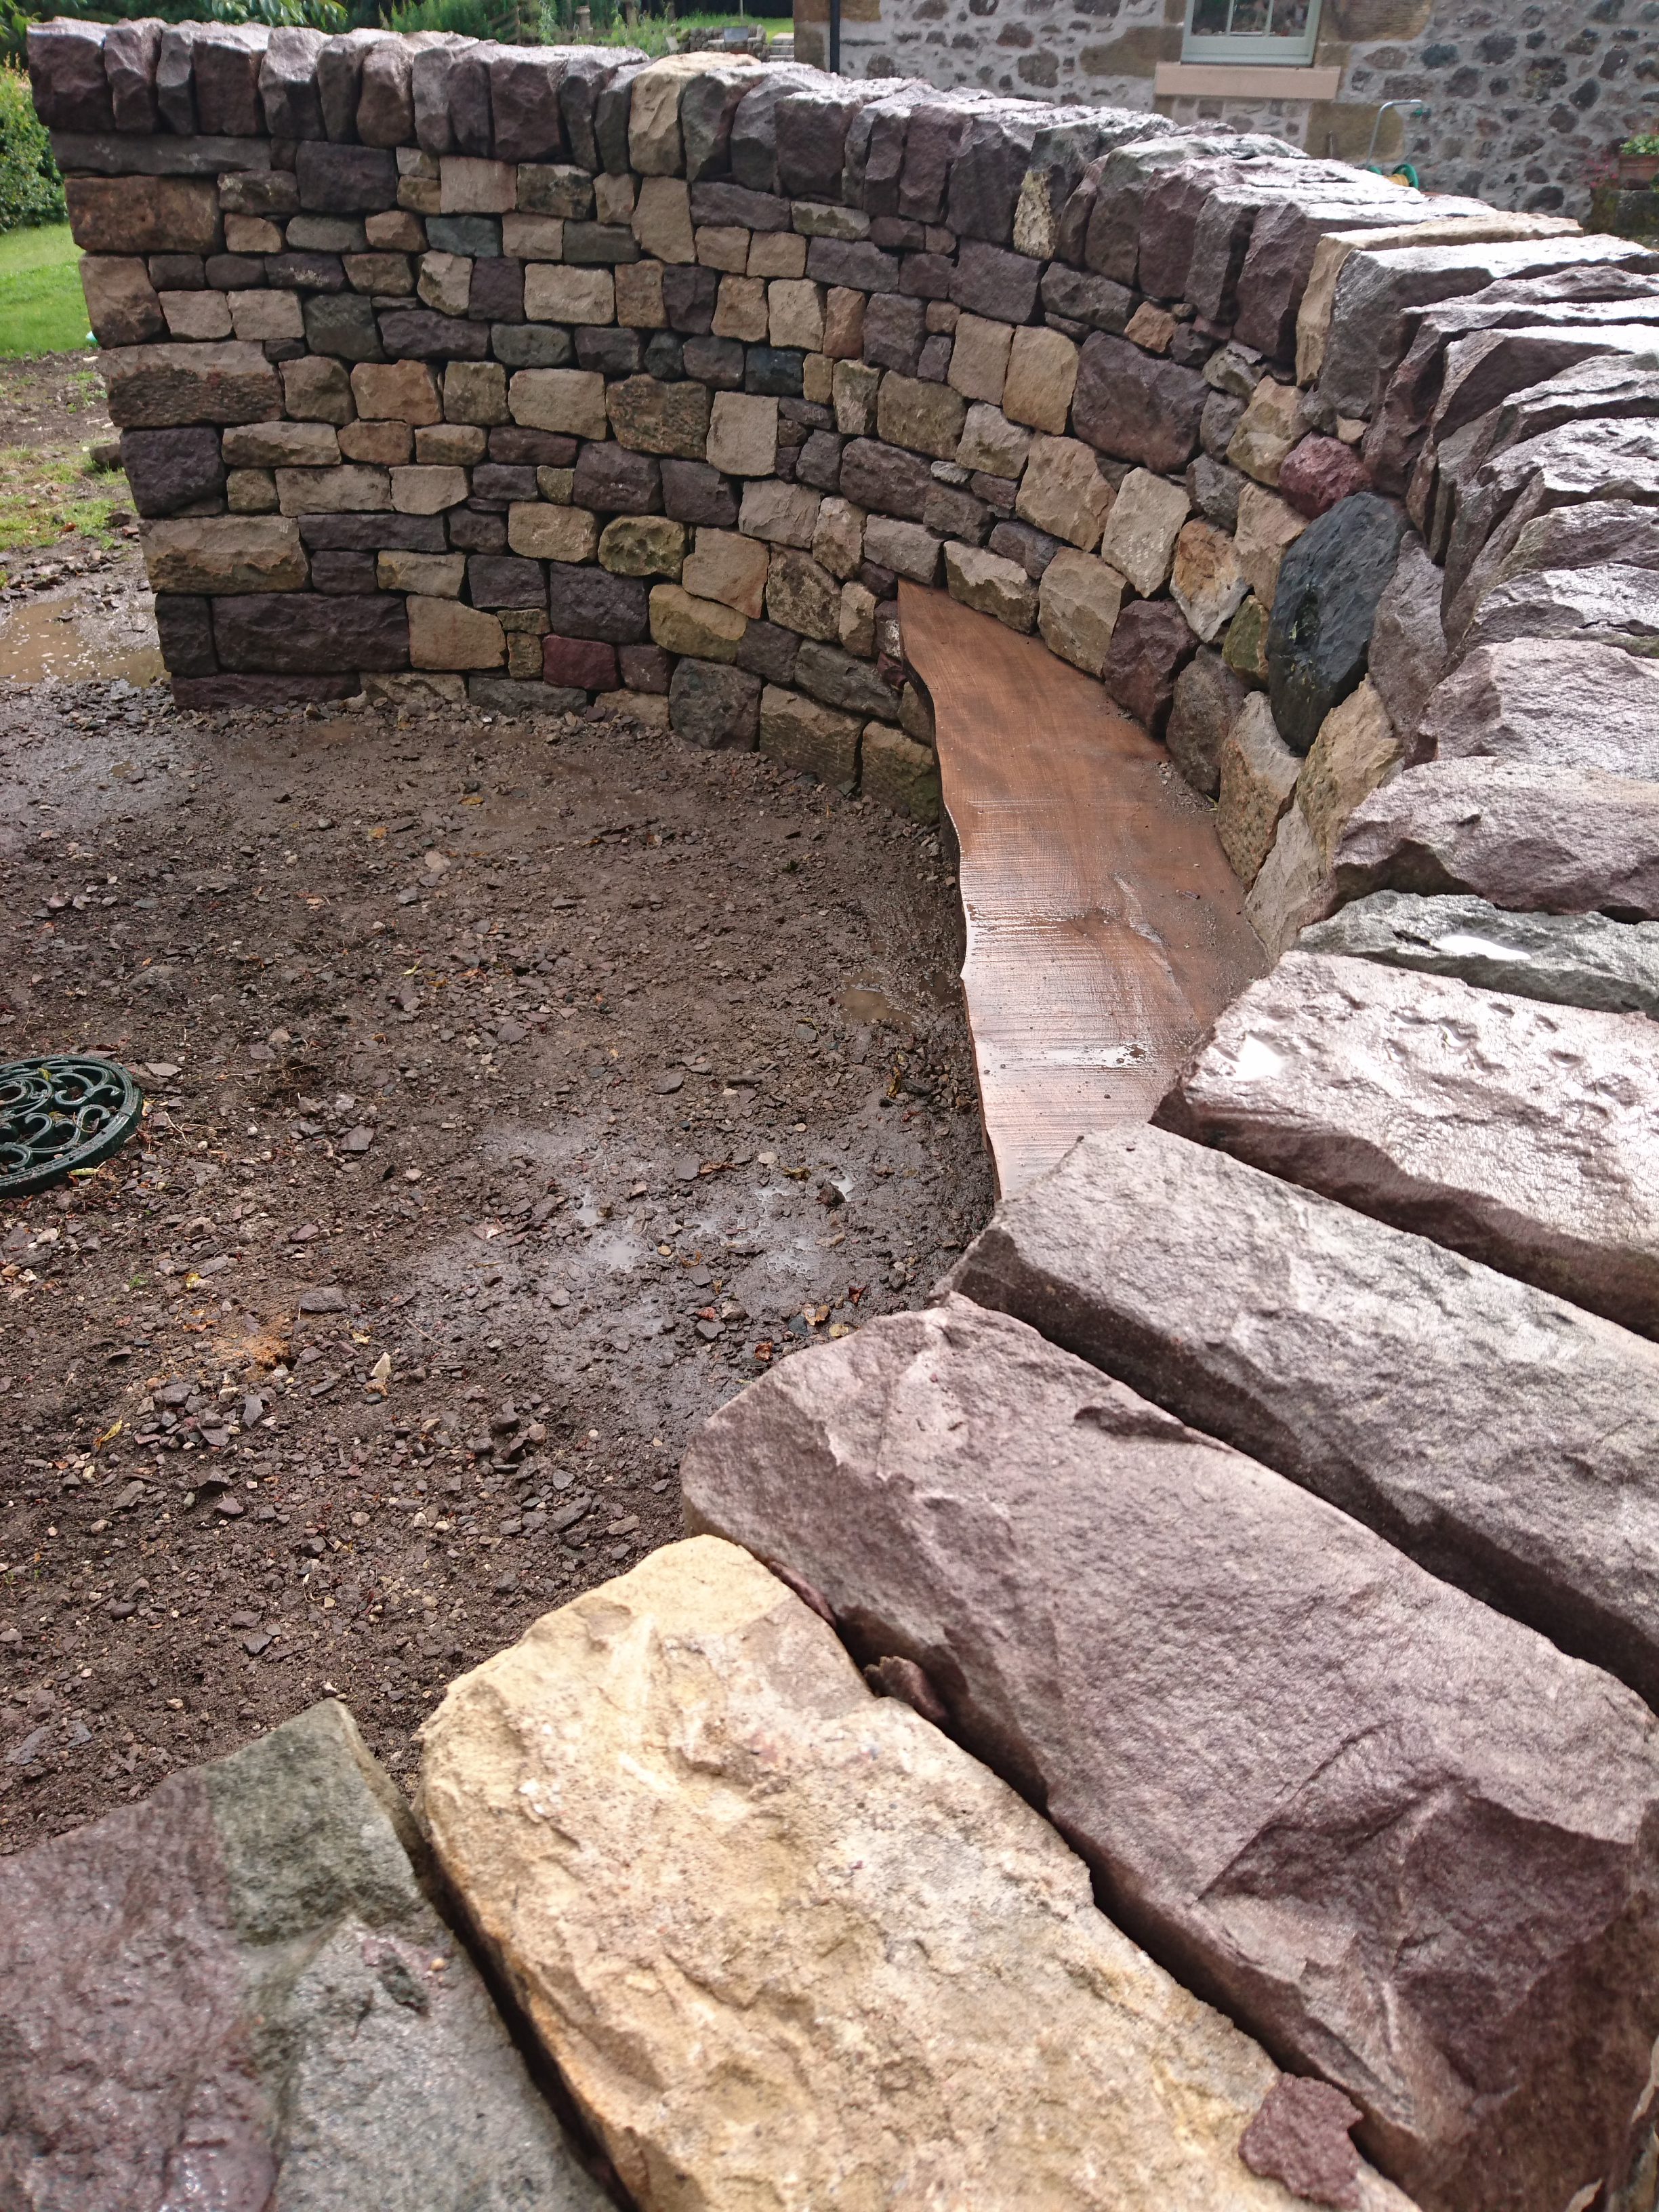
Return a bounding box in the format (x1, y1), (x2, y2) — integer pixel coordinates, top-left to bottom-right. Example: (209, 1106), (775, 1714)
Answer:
(0, 1056), (145, 1198)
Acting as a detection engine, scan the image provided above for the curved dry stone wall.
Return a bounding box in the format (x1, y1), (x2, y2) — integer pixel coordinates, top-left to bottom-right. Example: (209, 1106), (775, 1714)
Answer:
(22, 24), (1659, 2212)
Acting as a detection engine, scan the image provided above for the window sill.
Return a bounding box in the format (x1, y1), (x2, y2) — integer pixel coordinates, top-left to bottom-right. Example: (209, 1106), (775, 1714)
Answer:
(1155, 61), (1343, 97)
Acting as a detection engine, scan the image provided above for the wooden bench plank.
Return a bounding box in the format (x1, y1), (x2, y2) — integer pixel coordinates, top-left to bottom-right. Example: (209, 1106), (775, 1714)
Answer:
(899, 581), (1269, 1196)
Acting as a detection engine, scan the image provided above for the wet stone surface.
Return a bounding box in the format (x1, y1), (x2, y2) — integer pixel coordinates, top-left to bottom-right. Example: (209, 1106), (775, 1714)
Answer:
(0, 598), (991, 1847)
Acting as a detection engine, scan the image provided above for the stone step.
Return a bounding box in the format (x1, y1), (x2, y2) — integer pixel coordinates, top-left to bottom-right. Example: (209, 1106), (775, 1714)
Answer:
(0, 1700), (609, 2212)
(1155, 949), (1659, 1336)
(948, 1120), (1659, 1708)
(1296, 890), (1659, 1017)
(1332, 759), (1659, 921)
(419, 1536), (1416, 2212)
(681, 1300), (1659, 2212)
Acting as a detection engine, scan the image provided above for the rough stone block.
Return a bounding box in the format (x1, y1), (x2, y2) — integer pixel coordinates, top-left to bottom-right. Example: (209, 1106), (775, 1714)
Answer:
(570, 442), (661, 515)
(1279, 433), (1370, 518)
(525, 264), (615, 327)
(682, 527), (769, 616)
(944, 541), (1037, 633)
(152, 591), (216, 676)
(409, 594), (505, 670)
(467, 554), (545, 609)
(1002, 324), (1078, 437)
(861, 515), (939, 586)
(542, 634), (618, 691)
(1167, 647), (1250, 800)
(1246, 802), (1332, 957)
(0, 1700), (608, 2212)
(81, 257), (164, 348)
(703, 389), (775, 476)
(860, 722), (940, 823)
(274, 460), (390, 515)
(1462, 564), (1659, 663)
(1226, 375), (1301, 487)
(1422, 638), (1659, 779)
(1364, 531), (1446, 750)
(1217, 691), (1300, 886)
(1168, 520), (1247, 644)
(377, 550), (465, 597)
(764, 547), (840, 641)
(213, 590), (406, 674)
(1098, 468), (1189, 598)
(792, 638), (897, 721)
(102, 340), (280, 430)
(140, 512), (306, 594)
(120, 426), (226, 518)
(546, 562), (650, 645)
(598, 514), (684, 579)
(649, 581), (746, 661)
(874, 373), (966, 462)
(661, 457), (738, 527)
(297, 141), (397, 216)
(737, 478), (821, 548)
(1163, 945), (1659, 1340)
(668, 657), (762, 747)
(684, 1295), (1659, 2212)
(1073, 335), (1208, 476)
(1234, 483), (1307, 610)
(1034, 548), (1124, 679)
(1102, 598), (1199, 738)
(947, 312), (1013, 406)
(759, 682), (863, 785)
(508, 369), (608, 441)
(66, 174), (219, 256)
(1268, 492), (1406, 755)
(950, 237), (1042, 325)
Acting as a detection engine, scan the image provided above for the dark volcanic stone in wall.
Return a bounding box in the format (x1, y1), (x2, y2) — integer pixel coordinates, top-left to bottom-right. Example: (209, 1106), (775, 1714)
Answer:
(487, 47), (569, 165)
(805, 239), (900, 296)
(663, 264), (720, 335)
(377, 308), (490, 361)
(261, 26), (328, 140)
(775, 83), (883, 202)
(300, 514), (447, 551)
(154, 593), (217, 676)
(104, 18), (163, 134)
(546, 562), (650, 643)
(839, 437), (932, 523)
(296, 140), (398, 214)
(670, 657), (762, 748)
(468, 554), (545, 608)
(726, 68), (820, 195)
(1073, 335), (1208, 478)
(681, 1294), (1659, 2212)
(191, 23), (267, 139)
(154, 24), (197, 136)
(304, 294), (384, 363)
(1269, 493), (1409, 756)
(945, 105), (1039, 249)
(560, 50), (637, 175)
(1040, 264), (1132, 337)
(573, 443), (662, 514)
(950, 239), (1041, 325)
(212, 590), (409, 673)
(121, 426), (226, 518)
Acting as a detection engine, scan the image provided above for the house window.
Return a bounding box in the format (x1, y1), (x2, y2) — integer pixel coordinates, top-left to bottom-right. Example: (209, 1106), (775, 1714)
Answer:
(1183, 0), (1322, 65)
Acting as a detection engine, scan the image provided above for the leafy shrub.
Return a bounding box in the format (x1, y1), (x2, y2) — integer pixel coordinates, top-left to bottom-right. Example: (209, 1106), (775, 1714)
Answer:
(386, 0), (537, 37)
(2, 0), (353, 67)
(0, 60), (63, 232)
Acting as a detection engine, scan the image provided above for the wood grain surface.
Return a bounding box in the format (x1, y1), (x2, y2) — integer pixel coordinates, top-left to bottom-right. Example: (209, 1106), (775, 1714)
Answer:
(899, 581), (1269, 1197)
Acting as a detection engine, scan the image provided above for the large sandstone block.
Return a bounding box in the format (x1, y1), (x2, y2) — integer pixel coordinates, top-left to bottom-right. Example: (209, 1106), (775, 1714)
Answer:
(66, 174), (219, 255)
(1015, 434), (1112, 550)
(1099, 466), (1189, 598)
(1160, 948), (1659, 1336)
(141, 514), (306, 596)
(419, 1539), (1408, 2212)
(213, 591), (407, 675)
(1247, 804), (1333, 958)
(1332, 760), (1659, 920)
(1297, 678), (1403, 864)
(945, 542), (1037, 633)
(1216, 691), (1299, 887)
(1073, 334), (1208, 476)
(1300, 890), (1659, 1020)
(1170, 519), (1248, 644)
(950, 1120), (1659, 1711)
(81, 256), (164, 348)
(649, 581), (745, 661)
(1038, 548), (1124, 678)
(102, 341), (281, 430)
(409, 595), (506, 670)
(683, 1297), (1659, 2212)
(0, 1700), (607, 2212)
(759, 682), (863, 785)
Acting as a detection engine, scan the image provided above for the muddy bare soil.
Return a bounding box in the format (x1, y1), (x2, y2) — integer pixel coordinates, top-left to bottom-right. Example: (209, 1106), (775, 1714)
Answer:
(0, 570), (994, 1849)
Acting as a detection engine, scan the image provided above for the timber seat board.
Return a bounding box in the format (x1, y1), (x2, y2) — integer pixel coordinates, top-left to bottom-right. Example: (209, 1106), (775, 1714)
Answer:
(899, 582), (1269, 1197)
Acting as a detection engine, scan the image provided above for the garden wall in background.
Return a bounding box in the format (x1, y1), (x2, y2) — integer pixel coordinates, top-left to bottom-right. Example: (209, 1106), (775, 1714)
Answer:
(26, 19), (1659, 919)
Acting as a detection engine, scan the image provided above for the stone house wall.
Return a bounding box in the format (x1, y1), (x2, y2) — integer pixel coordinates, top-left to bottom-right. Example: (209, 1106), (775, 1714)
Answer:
(802, 0), (1659, 220)
(24, 22), (1656, 926)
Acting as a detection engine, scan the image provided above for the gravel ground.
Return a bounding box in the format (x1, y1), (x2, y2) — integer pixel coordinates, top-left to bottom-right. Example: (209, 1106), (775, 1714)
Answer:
(0, 549), (993, 1851)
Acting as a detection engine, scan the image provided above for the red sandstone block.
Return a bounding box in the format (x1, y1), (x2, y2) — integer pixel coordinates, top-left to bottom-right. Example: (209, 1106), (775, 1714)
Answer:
(543, 633), (618, 690)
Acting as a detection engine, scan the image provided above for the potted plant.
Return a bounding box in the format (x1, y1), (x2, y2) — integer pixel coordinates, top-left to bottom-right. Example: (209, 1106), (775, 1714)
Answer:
(1618, 134), (1659, 187)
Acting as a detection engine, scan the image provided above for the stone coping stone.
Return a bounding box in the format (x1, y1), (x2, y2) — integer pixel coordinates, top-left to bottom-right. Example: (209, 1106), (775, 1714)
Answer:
(1156, 948), (1659, 1337)
(1296, 890), (1659, 1019)
(0, 1699), (608, 2212)
(681, 1297), (1659, 2212)
(1332, 760), (1659, 922)
(419, 1534), (1417, 2212)
(947, 1120), (1659, 1711)
(1420, 637), (1659, 777)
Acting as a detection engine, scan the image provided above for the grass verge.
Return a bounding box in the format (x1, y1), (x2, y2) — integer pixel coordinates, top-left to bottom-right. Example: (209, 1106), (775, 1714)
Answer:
(0, 224), (89, 359)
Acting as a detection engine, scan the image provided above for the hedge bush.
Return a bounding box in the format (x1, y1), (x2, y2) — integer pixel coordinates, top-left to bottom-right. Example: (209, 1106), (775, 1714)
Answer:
(0, 62), (64, 232)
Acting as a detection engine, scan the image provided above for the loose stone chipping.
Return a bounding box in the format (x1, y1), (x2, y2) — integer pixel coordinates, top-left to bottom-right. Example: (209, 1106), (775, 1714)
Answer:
(682, 1298), (1659, 2212)
(418, 1535), (1417, 2212)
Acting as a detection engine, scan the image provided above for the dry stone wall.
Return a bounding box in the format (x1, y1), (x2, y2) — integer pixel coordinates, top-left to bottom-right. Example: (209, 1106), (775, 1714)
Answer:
(28, 18), (1657, 853)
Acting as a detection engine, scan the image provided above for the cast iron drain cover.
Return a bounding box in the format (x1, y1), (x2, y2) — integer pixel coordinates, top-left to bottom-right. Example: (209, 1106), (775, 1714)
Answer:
(0, 1056), (144, 1198)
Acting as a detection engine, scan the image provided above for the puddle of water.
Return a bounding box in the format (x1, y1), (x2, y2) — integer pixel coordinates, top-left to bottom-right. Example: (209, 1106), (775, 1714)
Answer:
(840, 985), (911, 1029)
(0, 599), (165, 687)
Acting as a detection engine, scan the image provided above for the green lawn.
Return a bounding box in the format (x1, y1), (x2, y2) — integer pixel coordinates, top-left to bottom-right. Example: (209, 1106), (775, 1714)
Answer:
(0, 224), (89, 358)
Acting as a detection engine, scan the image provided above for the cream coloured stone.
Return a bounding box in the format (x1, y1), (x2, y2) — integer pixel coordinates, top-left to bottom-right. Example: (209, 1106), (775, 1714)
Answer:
(695, 226), (750, 273)
(140, 514), (306, 596)
(225, 468), (276, 514)
(1002, 325), (1079, 438)
(862, 722), (941, 823)
(377, 550), (466, 597)
(1038, 549), (1126, 679)
(1218, 691), (1300, 888)
(877, 373), (966, 462)
(282, 354), (354, 426)
(525, 265), (615, 326)
(705, 391), (777, 478)
(508, 504), (598, 562)
(599, 515), (685, 579)
(222, 420), (339, 470)
(682, 527), (769, 618)
(509, 369), (608, 441)
(391, 465), (469, 516)
(352, 359), (441, 425)
(409, 596), (505, 671)
(441, 157), (515, 214)
(1296, 678), (1402, 865)
(631, 176), (695, 265)
(501, 213), (563, 258)
(228, 290), (303, 343)
(1099, 468), (1190, 596)
(649, 583), (746, 661)
(224, 214), (281, 254)
(768, 279), (825, 354)
(712, 274), (768, 342)
(629, 53), (757, 177)
(593, 171), (634, 224)
(419, 1539), (1401, 2212)
(615, 262), (666, 330)
(1171, 519), (1248, 645)
(365, 670), (468, 710)
(945, 542), (1038, 633)
(840, 579), (878, 659)
(958, 401), (1033, 480)
(1246, 804), (1332, 957)
(832, 359), (880, 437)
(748, 230), (806, 281)
(738, 478), (821, 548)
(159, 289), (232, 342)
(864, 514), (941, 586)
(947, 312), (1014, 405)
(1016, 434), (1113, 552)
(803, 352), (834, 405)
(605, 689), (672, 730)
(813, 494), (865, 581)
(1227, 376), (1302, 488)
(417, 251), (472, 318)
(761, 686), (863, 785)
(1235, 483), (1308, 608)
